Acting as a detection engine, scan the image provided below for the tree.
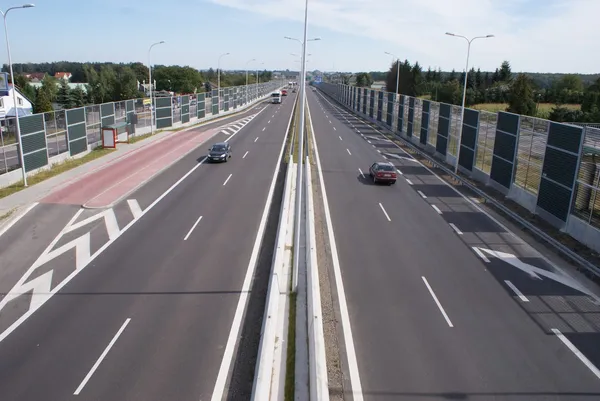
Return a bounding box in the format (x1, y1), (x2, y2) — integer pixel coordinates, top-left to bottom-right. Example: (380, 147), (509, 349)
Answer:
(40, 74), (58, 101)
(34, 87), (53, 113)
(70, 86), (87, 107)
(355, 72), (373, 88)
(499, 61), (512, 82)
(112, 65), (139, 100)
(57, 79), (73, 109)
(507, 73), (536, 115)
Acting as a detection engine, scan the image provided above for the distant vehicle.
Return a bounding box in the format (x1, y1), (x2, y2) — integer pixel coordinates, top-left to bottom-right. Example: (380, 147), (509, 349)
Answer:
(369, 162), (397, 184)
(208, 142), (232, 162)
(292, 88), (297, 93)
(281, 89), (288, 96)
(271, 91), (282, 104)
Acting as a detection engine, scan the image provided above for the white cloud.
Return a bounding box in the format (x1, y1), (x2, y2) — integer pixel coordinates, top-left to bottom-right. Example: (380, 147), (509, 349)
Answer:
(207, 0), (600, 73)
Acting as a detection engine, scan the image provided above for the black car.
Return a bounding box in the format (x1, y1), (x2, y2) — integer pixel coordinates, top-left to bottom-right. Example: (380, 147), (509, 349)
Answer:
(208, 142), (232, 162)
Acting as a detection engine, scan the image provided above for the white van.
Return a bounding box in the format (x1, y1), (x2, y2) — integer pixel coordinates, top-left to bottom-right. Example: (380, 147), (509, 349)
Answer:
(271, 91), (282, 104)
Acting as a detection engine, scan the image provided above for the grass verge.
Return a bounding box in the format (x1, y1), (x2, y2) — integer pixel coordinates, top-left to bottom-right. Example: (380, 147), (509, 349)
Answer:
(284, 98), (300, 164)
(0, 208), (15, 222)
(305, 101), (315, 165)
(0, 147), (115, 199)
(291, 100), (302, 164)
(284, 291), (297, 401)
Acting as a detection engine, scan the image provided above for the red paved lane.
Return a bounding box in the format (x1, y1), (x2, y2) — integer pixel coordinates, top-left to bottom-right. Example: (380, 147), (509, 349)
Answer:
(42, 126), (222, 207)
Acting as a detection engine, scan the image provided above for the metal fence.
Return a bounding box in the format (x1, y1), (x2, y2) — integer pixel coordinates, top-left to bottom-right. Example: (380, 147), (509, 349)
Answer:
(320, 82), (600, 252)
(0, 81), (277, 176)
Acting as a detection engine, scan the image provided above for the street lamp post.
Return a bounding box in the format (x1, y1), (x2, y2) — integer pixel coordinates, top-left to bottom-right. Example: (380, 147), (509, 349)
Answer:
(2, 3), (35, 186)
(217, 52), (230, 111)
(384, 51), (400, 95)
(148, 40), (165, 136)
(285, 11), (322, 291)
(446, 32), (494, 175)
(245, 58), (256, 105)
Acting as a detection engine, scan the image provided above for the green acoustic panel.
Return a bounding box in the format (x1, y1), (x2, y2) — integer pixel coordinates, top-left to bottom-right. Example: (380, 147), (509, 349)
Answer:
(126, 99), (134, 112)
(101, 115), (115, 126)
(66, 108), (85, 125)
(493, 129), (517, 161)
(547, 122), (583, 154)
(23, 149), (48, 173)
(541, 147), (579, 189)
(490, 154), (514, 188)
(387, 93), (394, 126)
(356, 88), (361, 110)
(69, 136), (87, 156)
(397, 95), (405, 133)
(369, 90), (375, 118)
(407, 97), (415, 137)
(100, 103), (115, 119)
(181, 104), (190, 123)
(362, 89), (367, 114)
(22, 130), (46, 154)
(156, 107), (172, 119)
(420, 100), (430, 145)
(197, 93), (206, 119)
(156, 117), (172, 129)
(463, 108), (479, 128)
(496, 111), (520, 134)
(458, 146), (475, 171)
(68, 122), (86, 142)
(182, 95), (190, 105)
(461, 124), (478, 151)
(537, 178), (572, 222)
(436, 103), (451, 155)
(19, 113), (44, 135)
(212, 89), (219, 115)
(155, 97), (171, 108)
(377, 91), (384, 121)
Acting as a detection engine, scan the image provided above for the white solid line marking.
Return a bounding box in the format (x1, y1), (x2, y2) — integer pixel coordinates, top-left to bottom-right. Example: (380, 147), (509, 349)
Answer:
(74, 318), (131, 395)
(472, 247), (490, 262)
(504, 280), (529, 302)
(552, 328), (600, 379)
(339, 136), (343, 141)
(223, 173), (232, 186)
(406, 179), (413, 185)
(422, 277), (454, 327)
(358, 168), (365, 178)
(431, 205), (442, 214)
(184, 215), (203, 241)
(254, 137), (259, 142)
(333, 127), (337, 131)
(449, 223), (463, 235)
(262, 127), (266, 131)
(417, 190), (427, 199)
(0, 202), (38, 238)
(378, 203), (391, 222)
(126, 199), (143, 219)
(397, 169), (403, 175)
(243, 151), (249, 159)
(346, 148), (352, 155)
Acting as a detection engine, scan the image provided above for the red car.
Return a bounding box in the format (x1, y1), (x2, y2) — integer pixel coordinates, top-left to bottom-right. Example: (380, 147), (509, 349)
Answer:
(281, 89), (288, 96)
(369, 162), (397, 185)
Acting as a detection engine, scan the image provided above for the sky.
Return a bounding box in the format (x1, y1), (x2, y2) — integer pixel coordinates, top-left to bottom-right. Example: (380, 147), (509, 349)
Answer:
(3, 0), (599, 74)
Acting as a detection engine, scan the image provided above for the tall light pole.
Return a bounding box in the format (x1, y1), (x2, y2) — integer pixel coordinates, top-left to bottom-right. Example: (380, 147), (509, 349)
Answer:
(148, 40), (165, 136)
(384, 51), (400, 95)
(2, 3), (35, 187)
(217, 52), (230, 110)
(245, 58), (256, 104)
(256, 62), (264, 99)
(446, 32), (494, 174)
(285, 12), (322, 291)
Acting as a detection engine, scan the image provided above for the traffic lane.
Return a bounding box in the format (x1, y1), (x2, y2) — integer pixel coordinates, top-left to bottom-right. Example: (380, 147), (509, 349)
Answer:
(129, 95), (294, 211)
(310, 94), (600, 397)
(0, 99), (293, 400)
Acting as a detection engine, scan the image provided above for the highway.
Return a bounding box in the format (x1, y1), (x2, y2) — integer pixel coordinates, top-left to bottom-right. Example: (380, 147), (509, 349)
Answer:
(0, 93), (296, 400)
(308, 87), (600, 400)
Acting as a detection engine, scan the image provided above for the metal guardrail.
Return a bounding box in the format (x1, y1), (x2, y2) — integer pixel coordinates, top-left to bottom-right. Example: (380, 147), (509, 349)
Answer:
(317, 87), (600, 280)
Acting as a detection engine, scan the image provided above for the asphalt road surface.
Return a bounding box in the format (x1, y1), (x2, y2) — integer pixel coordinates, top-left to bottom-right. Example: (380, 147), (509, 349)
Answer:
(308, 88), (600, 401)
(0, 94), (296, 400)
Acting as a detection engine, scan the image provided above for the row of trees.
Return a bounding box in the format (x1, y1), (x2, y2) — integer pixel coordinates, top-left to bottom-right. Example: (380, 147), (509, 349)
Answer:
(5, 62), (273, 114)
(346, 60), (600, 123)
